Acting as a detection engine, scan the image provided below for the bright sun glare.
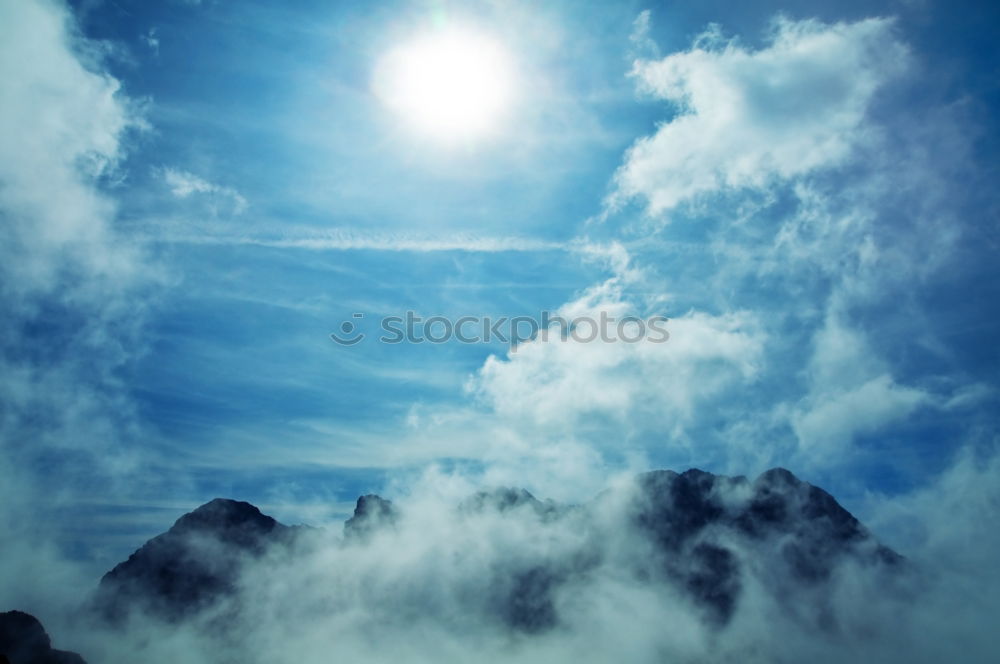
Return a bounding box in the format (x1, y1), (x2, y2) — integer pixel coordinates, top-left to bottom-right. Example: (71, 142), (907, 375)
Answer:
(374, 29), (515, 141)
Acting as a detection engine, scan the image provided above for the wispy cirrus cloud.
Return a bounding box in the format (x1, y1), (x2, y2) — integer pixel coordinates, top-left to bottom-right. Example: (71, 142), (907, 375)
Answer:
(159, 167), (248, 215)
(151, 227), (567, 252)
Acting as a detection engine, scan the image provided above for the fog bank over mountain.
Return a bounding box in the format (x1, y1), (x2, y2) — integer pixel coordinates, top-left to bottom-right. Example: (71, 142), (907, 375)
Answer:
(2, 463), (994, 664)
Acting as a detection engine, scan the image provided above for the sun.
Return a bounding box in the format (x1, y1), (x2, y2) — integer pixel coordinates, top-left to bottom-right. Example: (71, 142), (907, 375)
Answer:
(374, 29), (515, 141)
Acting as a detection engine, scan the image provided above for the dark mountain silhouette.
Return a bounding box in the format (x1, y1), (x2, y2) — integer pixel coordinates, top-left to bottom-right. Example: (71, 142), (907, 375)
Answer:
(92, 498), (301, 621)
(0, 611), (86, 664)
(89, 468), (901, 632)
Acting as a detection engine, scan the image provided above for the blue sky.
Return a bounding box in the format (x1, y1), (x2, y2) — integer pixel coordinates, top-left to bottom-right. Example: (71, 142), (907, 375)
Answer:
(1, 0), (998, 573)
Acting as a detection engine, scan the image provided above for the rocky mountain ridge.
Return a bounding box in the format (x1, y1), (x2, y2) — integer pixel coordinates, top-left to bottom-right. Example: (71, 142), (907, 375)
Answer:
(92, 467), (900, 627)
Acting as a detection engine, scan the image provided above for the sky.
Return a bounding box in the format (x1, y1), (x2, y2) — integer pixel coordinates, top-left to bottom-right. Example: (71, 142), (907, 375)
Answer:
(0, 0), (998, 592)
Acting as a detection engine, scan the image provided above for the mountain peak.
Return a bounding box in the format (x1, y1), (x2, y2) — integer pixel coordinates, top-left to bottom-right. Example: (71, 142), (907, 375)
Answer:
(755, 467), (800, 486)
(94, 498), (292, 620)
(344, 494), (397, 540)
(174, 498), (278, 533)
(161, 497), (285, 553)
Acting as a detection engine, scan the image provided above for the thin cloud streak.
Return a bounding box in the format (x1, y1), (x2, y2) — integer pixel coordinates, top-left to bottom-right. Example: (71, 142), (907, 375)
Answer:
(152, 229), (568, 253)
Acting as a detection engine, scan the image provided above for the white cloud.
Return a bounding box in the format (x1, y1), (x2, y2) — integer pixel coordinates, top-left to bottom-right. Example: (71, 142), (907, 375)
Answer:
(785, 310), (931, 465)
(627, 10), (659, 61)
(858, 444), (1000, 662)
(791, 374), (928, 460)
(160, 167), (248, 215)
(472, 246), (765, 435)
(612, 17), (909, 216)
(868, 444), (1000, 572)
(0, 0), (143, 296)
(0, 0), (154, 611)
(140, 28), (159, 56)
(475, 309), (763, 432)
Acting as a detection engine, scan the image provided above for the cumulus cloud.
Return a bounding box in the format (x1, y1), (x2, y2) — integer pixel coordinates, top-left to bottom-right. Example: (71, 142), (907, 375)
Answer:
(475, 306), (763, 433)
(471, 244), (764, 431)
(469, 242), (763, 444)
(612, 16), (909, 216)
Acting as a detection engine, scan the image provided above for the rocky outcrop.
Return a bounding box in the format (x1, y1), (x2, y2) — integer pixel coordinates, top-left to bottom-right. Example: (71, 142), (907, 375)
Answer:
(343, 494), (397, 540)
(622, 468), (900, 623)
